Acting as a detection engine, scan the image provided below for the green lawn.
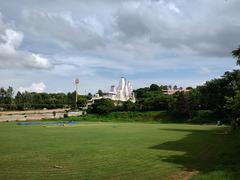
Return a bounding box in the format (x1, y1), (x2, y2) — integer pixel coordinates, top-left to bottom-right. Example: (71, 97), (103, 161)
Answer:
(0, 122), (239, 180)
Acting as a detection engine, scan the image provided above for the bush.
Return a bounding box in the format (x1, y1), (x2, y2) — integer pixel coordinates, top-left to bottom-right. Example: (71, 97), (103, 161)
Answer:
(64, 111), (69, 118)
(91, 99), (115, 115)
(190, 110), (220, 124)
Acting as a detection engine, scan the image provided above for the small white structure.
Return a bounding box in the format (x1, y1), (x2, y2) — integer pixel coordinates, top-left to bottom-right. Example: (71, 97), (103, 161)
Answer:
(162, 89), (190, 95)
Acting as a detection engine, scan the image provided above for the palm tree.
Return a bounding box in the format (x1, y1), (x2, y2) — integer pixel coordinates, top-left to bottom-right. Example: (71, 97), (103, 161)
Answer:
(232, 46), (240, 65)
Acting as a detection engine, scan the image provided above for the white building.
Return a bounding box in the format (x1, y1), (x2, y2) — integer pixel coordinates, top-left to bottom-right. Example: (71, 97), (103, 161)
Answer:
(88, 77), (136, 105)
(101, 77), (136, 102)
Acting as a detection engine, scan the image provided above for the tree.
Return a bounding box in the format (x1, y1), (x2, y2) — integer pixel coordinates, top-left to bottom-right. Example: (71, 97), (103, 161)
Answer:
(197, 78), (228, 113)
(159, 85), (168, 90)
(173, 85), (178, 90)
(122, 100), (136, 111)
(31, 93), (42, 109)
(168, 92), (188, 118)
(196, 70), (240, 116)
(149, 84), (159, 91)
(66, 91), (87, 109)
(67, 92), (75, 107)
(77, 96), (87, 108)
(185, 89), (201, 119)
(222, 70), (240, 92)
(97, 90), (103, 96)
(226, 91), (240, 129)
(0, 88), (7, 109)
(232, 46), (240, 65)
(134, 87), (150, 99)
(134, 84), (172, 111)
(15, 92), (23, 110)
(87, 93), (93, 100)
(15, 91), (32, 110)
(0, 87), (14, 110)
(91, 99), (115, 114)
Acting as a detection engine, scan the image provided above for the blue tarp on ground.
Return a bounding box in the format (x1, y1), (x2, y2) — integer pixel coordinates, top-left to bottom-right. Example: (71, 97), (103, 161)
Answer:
(16, 121), (78, 125)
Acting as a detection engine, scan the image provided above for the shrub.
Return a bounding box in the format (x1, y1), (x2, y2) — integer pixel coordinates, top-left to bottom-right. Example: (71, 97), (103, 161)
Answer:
(190, 110), (220, 124)
(91, 99), (115, 115)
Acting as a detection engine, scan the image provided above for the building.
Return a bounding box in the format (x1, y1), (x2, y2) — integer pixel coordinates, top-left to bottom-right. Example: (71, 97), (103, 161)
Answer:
(103, 77), (136, 102)
(162, 89), (190, 95)
(89, 77), (136, 105)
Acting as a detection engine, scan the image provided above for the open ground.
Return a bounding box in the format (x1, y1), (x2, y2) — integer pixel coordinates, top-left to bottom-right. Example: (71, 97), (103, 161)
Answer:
(0, 121), (239, 180)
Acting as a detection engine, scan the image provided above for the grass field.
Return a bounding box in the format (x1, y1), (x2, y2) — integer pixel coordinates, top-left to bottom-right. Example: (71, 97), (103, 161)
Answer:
(0, 122), (239, 180)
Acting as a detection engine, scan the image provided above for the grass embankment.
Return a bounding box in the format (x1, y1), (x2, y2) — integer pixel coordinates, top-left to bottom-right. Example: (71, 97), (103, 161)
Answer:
(0, 122), (239, 179)
(49, 111), (187, 123)
(48, 111), (219, 124)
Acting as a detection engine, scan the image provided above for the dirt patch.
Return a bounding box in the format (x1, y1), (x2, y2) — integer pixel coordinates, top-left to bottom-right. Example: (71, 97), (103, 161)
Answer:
(0, 109), (83, 122)
(0, 109), (68, 115)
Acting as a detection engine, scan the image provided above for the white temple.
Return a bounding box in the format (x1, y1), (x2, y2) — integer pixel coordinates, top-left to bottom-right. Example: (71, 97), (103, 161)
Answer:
(103, 77), (136, 102)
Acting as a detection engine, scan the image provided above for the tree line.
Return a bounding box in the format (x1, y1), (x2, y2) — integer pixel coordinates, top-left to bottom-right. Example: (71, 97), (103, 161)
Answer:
(0, 90), (89, 110)
(90, 69), (239, 126)
(90, 47), (240, 128)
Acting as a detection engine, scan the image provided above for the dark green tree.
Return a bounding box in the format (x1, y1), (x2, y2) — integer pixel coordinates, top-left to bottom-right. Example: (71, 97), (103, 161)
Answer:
(122, 100), (136, 111)
(77, 96), (87, 108)
(149, 84), (159, 91)
(91, 99), (115, 114)
(15, 91), (32, 110)
(87, 93), (93, 100)
(97, 90), (103, 96)
(173, 85), (178, 90)
(185, 89), (201, 119)
(15, 92), (22, 110)
(0, 87), (14, 109)
(232, 46), (240, 65)
(226, 91), (240, 129)
(159, 85), (168, 90)
(168, 92), (188, 118)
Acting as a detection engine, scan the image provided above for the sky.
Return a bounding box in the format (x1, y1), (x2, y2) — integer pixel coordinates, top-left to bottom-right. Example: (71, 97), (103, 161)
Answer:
(0, 0), (239, 94)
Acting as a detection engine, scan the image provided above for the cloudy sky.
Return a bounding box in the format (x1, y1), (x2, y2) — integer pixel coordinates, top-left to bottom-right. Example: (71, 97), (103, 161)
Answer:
(0, 0), (239, 93)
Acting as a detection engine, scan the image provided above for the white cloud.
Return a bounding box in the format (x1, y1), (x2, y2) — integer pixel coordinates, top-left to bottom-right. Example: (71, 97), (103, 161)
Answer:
(199, 67), (211, 75)
(1, 29), (23, 50)
(18, 82), (46, 93)
(22, 10), (106, 51)
(10, 0), (240, 59)
(112, 0), (240, 57)
(27, 54), (51, 69)
(0, 29), (23, 54)
(167, 3), (181, 14)
(0, 16), (52, 69)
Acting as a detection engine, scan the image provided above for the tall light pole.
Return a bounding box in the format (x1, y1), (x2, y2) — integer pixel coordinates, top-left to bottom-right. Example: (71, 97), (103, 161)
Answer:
(75, 78), (79, 109)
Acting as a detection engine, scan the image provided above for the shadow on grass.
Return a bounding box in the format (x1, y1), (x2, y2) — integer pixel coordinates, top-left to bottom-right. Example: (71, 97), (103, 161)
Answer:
(150, 127), (240, 179)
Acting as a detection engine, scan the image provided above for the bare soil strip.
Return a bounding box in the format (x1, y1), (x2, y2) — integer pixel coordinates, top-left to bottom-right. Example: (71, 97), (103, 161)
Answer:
(0, 109), (68, 115)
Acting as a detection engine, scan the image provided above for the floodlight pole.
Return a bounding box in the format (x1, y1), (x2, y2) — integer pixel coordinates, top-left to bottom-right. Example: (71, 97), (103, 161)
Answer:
(75, 78), (79, 109)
